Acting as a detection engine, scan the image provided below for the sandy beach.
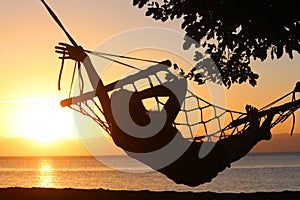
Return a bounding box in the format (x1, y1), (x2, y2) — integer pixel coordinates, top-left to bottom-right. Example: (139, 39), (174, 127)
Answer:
(0, 188), (300, 200)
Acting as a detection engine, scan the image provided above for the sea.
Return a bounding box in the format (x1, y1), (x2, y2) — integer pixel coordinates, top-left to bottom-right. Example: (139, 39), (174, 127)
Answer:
(0, 152), (300, 193)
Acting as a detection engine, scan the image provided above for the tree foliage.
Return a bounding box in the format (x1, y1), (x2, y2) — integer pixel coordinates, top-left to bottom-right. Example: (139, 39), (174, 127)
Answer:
(133, 0), (300, 87)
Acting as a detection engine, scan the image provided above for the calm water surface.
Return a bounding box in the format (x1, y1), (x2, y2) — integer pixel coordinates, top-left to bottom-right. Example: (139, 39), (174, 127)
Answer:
(0, 152), (300, 193)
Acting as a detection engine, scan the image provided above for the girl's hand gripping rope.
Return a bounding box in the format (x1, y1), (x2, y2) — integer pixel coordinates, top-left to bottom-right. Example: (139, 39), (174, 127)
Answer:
(55, 42), (87, 62)
(55, 42), (87, 91)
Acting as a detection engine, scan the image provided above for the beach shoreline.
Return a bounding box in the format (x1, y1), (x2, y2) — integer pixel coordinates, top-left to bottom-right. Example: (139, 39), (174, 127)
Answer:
(0, 188), (300, 200)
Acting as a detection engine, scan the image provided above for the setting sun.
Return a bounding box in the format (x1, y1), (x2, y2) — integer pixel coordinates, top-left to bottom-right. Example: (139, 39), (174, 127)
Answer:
(14, 98), (76, 143)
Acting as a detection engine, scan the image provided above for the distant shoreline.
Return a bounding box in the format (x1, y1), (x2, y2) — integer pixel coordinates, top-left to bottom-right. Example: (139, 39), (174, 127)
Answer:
(0, 151), (300, 158)
(1, 133), (299, 157)
(1, 188), (300, 200)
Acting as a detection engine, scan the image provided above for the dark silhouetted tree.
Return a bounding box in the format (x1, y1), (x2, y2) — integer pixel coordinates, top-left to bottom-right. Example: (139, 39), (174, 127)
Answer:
(133, 0), (300, 87)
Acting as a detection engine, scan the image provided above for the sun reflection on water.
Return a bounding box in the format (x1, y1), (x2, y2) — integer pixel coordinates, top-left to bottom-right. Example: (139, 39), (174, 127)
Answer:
(38, 159), (55, 188)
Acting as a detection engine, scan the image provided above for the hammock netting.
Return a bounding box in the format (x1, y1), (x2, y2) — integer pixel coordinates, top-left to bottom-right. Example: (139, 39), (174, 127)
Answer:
(59, 51), (300, 143)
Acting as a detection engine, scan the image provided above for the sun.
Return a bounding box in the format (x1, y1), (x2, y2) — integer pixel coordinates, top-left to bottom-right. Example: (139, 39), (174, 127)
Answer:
(17, 98), (76, 143)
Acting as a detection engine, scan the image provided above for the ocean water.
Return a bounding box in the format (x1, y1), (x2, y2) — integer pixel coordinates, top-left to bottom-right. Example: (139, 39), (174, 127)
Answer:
(0, 152), (300, 193)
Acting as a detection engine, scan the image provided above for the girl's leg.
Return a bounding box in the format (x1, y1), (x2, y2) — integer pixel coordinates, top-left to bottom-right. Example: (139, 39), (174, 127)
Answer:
(213, 106), (261, 163)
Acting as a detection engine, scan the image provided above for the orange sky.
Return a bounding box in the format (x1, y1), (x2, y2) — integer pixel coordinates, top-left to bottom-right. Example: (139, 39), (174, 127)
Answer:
(0, 0), (300, 156)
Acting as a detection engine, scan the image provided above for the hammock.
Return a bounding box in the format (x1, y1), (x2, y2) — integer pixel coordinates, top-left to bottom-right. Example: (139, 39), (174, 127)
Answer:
(59, 51), (300, 143)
